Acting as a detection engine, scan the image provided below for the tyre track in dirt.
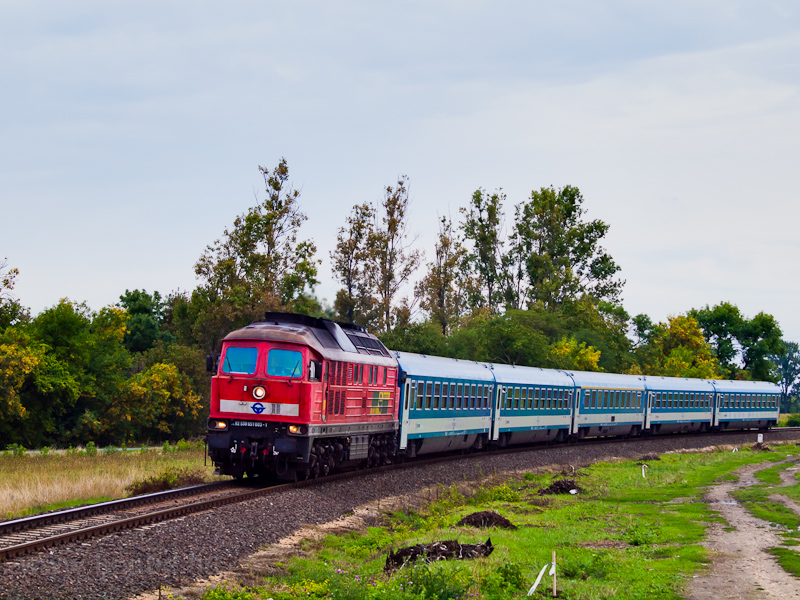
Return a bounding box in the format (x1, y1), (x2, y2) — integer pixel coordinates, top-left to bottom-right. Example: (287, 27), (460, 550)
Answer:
(686, 459), (800, 600)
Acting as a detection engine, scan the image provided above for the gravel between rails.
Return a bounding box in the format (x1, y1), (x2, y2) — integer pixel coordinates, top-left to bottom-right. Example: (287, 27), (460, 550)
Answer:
(1, 430), (798, 600)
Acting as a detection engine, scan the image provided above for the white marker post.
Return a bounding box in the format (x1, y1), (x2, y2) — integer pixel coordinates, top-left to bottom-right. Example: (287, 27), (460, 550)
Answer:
(758, 433), (764, 444)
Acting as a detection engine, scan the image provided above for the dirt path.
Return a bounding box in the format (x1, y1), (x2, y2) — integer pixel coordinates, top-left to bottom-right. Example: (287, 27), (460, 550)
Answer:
(685, 461), (800, 600)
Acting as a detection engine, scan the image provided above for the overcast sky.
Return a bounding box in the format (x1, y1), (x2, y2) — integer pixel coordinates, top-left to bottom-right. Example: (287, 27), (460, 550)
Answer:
(2, 1), (799, 340)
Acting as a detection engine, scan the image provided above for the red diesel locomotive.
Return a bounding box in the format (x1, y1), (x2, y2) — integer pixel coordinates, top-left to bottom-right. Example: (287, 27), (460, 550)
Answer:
(206, 313), (399, 480)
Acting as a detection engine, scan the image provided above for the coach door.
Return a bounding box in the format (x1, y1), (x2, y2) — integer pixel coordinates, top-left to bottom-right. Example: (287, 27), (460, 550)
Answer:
(399, 380), (411, 450)
(491, 386), (504, 441)
(570, 389), (580, 436)
(713, 393), (721, 427)
(645, 392), (655, 430)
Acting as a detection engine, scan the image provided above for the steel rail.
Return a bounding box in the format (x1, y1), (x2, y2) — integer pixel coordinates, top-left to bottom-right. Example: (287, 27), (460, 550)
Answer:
(2, 427), (798, 563)
(0, 480), (236, 536)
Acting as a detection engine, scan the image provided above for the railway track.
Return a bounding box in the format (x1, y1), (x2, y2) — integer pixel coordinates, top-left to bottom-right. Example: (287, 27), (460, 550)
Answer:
(2, 427), (798, 564)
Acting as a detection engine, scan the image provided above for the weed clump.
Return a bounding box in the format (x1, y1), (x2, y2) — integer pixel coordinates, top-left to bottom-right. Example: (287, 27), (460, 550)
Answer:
(456, 510), (517, 530)
(125, 467), (205, 496)
(639, 452), (661, 462)
(751, 442), (775, 452)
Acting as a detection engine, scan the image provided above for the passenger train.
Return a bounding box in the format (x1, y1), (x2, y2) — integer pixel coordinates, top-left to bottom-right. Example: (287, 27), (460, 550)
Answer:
(206, 313), (781, 480)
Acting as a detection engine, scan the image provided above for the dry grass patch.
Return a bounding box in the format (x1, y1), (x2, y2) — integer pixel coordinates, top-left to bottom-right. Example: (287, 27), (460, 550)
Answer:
(0, 447), (224, 518)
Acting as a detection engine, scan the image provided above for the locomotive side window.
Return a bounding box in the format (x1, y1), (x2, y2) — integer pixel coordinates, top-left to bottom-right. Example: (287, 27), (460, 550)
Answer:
(266, 349), (303, 378)
(221, 347), (258, 374)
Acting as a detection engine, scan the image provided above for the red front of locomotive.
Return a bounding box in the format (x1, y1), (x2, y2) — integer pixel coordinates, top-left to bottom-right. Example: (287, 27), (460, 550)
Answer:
(207, 314), (400, 480)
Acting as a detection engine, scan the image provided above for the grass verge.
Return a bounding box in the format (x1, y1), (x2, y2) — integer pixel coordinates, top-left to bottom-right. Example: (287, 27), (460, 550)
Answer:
(197, 443), (799, 600)
(768, 547), (800, 579)
(0, 441), (224, 519)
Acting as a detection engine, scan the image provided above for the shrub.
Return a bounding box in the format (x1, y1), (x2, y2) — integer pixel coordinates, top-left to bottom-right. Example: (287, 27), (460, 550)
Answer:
(125, 467), (206, 496)
(786, 414), (800, 427)
(102, 446), (121, 456)
(5, 444), (26, 458)
(84, 441), (97, 456)
(176, 439), (204, 452)
(162, 441), (177, 454)
(39, 446), (51, 457)
(202, 586), (253, 600)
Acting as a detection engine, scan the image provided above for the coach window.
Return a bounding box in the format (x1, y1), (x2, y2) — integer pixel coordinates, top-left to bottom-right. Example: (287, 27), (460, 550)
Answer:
(521, 388), (528, 409)
(454, 384), (461, 409)
(433, 382), (440, 409)
(449, 384), (456, 409)
(406, 383), (413, 410)
(441, 383), (449, 409)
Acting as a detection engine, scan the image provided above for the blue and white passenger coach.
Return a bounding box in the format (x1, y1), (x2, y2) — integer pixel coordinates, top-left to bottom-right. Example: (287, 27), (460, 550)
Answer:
(643, 376), (716, 434)
(566, 371), (646, 439)
(491, 364), (575, 445)
(395, 352), (494, 456)
(711, 379), (780, 431)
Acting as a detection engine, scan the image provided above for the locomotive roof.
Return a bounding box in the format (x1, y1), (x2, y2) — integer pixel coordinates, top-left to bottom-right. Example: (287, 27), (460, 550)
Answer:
(490, 363), (575, 387)
(394, 351), (495, 382)
(223, 313), (397, 366)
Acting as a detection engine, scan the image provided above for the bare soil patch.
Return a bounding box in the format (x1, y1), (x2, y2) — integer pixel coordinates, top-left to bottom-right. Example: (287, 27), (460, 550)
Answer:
(538, 478), (581, 495)
(685, 462), (800, 600)
(455, 510), (517, 529)
(384, 538), (494, 572)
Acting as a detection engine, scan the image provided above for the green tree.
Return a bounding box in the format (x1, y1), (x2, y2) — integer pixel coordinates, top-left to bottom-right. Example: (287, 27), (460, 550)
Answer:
(363, 176), (422, 333)
(769, 341), (800, 406)
(331, 202), (377, 325)
(192, 159), (320, 351)
(460, 189), (505, 312)
(118, 289), (175, 353)
(0, 258), (28, 330)
(632, 315), (721, 379)
(690, 302), (783, 381)
(415, 217), (467, 335)
(513, 186), (623, 309)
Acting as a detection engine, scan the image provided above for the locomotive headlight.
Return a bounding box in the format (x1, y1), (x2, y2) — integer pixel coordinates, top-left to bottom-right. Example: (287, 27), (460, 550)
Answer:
(216, 421), (227, 430)
(288, 425), (300, 434)
(252, 386), (266, 400)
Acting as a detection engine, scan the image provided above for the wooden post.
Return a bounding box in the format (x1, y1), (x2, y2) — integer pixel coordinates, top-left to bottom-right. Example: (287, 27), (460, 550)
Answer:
(552, 550), (557, 597)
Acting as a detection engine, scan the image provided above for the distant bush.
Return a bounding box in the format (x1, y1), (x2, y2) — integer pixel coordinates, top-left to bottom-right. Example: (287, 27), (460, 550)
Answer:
(176, 439), (204, 452)
(84, 441), (97, 457)
(5, 444), (25, 458)
(39, 446), (51, 457)
(786, 414), (800, 427)
(161, 441), (177, 454)
(125, 467), (205, 496)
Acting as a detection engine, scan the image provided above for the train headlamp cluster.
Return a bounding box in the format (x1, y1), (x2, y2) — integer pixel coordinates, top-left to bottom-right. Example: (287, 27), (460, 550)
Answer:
(209, 420), (227, 430)
(252, 386), (266, 400)
(288, 425), (300, 434)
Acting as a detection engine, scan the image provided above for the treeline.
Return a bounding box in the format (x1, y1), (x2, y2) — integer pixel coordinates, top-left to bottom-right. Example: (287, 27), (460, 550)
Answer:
(1, 159), (798, 448)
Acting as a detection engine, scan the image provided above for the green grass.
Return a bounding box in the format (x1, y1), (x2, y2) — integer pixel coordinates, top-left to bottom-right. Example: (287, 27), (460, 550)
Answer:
(0, 441), (224, 519)
(731, 456), (800, 541)
(193, 446), (800, 600)
(768, 547), (800, 579)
